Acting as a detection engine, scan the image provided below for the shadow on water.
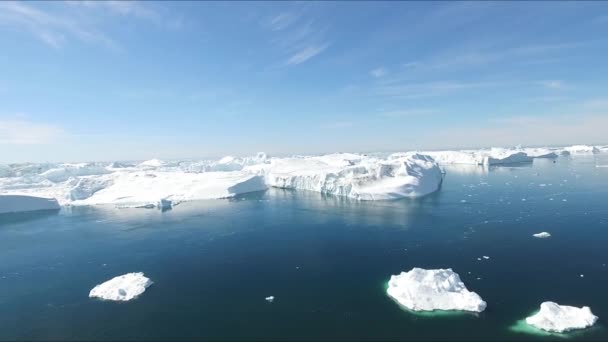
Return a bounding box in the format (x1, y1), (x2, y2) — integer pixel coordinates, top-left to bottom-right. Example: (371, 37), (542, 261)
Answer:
(0, 209), (60, 226)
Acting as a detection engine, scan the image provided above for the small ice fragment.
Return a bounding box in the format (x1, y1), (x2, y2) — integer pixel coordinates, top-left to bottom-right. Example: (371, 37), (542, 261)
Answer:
(580, 274), (584, 278)
(549, 198), (554, 201)
(562, 199), (568, 202)
(460, 200), (467, 203)
(533, 232), (551, 238)
(89, 272), (153, 301)
(477, 258), (482, 261)
(482, 256), (490, 260)
(522, 198), (526, 201)
(525, 302), (598, 333)
(265, 296), (275, 303)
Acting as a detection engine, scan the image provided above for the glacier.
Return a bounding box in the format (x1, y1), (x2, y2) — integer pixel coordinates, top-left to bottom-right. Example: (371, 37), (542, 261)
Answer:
(525, 302), (598, 333)
(89, 272), (153, 301)
(387, 268), (487, 313)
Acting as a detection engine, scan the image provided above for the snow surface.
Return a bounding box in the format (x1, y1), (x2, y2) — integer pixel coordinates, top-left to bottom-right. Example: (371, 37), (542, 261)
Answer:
(533, 232), (551, 238)
(387, 268), (487, 312)
(525, 302), (598, 333)
(0, 194), (60, 214)
(89, 272), (153, 301)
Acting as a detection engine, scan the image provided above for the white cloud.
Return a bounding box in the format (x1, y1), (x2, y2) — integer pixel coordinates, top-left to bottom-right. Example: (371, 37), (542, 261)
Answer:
(266, 12), (299, 31)
(285, 44), (329, 65)
(370, 67), (387, 78)
(0, 119), (63, 144)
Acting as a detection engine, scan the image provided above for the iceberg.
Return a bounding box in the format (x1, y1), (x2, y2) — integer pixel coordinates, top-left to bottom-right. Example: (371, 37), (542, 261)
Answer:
(89, 272), (153, 301)
(386, 268), (487, 312)
(533, 232), (551, 238)
(422, 148), (532, 166)
(0, 194), (60, 214)
(40, 163), (110, 183)
(563, 145), (600, 154)
(519, 148), (558, 159)
(525, 302), (598, 333)
(259, 153), (442, 200)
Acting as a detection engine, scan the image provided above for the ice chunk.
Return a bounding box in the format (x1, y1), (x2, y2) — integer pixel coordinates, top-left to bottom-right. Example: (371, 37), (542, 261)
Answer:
(386, 268), (486, 312)
(533, 232), (551, 238)
(265, 296), (275, 303)
(525, 302), (598, 333)
(0, 194), (60, 214)
(519, 148), (558, 159)
(89, 272), (153, 301)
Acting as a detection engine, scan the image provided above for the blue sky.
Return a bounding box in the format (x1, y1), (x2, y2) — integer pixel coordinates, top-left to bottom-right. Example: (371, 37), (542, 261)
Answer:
(1, 1), (607, 163)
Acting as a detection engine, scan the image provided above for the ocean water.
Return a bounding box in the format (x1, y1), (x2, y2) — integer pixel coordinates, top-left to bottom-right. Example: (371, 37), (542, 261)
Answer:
(1, 155), (607, 340)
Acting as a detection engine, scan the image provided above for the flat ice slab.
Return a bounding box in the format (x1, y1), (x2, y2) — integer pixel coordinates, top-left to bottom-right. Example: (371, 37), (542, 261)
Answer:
(533, 232), (551, 238)
(0, 194), (60, 214)
(526, 302), (598, 333)
(89, 272), (153, 301)
(387, 268), (487, 312)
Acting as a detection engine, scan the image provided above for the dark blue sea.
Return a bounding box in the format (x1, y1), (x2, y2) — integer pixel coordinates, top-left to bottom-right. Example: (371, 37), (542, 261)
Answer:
(1, 155), (607, 340)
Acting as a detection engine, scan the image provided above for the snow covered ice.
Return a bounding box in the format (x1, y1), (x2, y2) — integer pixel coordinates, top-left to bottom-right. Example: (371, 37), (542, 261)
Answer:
(533, 232), (551, 238)
(89, 272), (153, 301)
(525, 302), (598, 333)
(386, 268), (487, 312)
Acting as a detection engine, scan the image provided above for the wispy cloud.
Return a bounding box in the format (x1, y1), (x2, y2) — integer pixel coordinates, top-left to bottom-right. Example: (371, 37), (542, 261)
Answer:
(370, 67), (387, 78)
(377, 109), (437, 118)
(0, 119), (63, 144)
(376, 81), (503, 99)
(263, 7), (331, 67)
(0, 1), (116, 49)
(285, 44), (329, 66)
(538, 80), (564, 89)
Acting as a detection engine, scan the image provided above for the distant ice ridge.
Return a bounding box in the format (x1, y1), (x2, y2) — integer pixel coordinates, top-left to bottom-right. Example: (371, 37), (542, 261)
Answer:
(256, 153), (443, 200)
(0, 194), (60, 214)
(89, 272), (153, 301)
(525, 302), (598, 333)
(387, 268), (487, 312)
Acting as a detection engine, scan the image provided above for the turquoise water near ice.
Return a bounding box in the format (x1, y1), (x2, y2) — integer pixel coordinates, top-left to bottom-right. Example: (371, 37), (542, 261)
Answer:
(1, 155), (607, 340)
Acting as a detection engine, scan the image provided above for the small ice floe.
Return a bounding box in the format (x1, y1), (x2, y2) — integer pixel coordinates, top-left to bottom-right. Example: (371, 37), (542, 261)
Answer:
(525, 302), (598, 333)
(386, 268), (486, 312)
(482, 256), (490, 260)
(460, 199), (467, 203)
(562, 199), (568, 202)
(265, 296), (275, 303)
(533, 232), (551, 239)
(89, 272), (153, 301)
(477, 258), (482, 261)
(580, 274), (584, 278)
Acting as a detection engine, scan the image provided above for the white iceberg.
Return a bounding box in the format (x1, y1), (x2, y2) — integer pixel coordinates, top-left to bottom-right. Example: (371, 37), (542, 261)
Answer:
(73, 171), (267, 208)
(525, 302), (598, 333)
(0, 194), (60, 214)
(40, 163), (110, 183)
(259, 153), (442, 200)
(563, 145), (600, 154)
(422, 148), (532, 166)
(519, 148), (558, 159)
(89, 272), (153, 301)
(533, 232), (551, 238)
(386, 268), (487, 312)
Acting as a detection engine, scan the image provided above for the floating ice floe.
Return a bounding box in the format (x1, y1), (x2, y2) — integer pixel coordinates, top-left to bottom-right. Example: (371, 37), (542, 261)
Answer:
(89, 272), (153, 301)
(0, 194), (60, 214)
(265, 296), (275, 303)
(525, 302), (598, 333)
(387, 268), (487, 312)
(533, 232), (551, 238)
